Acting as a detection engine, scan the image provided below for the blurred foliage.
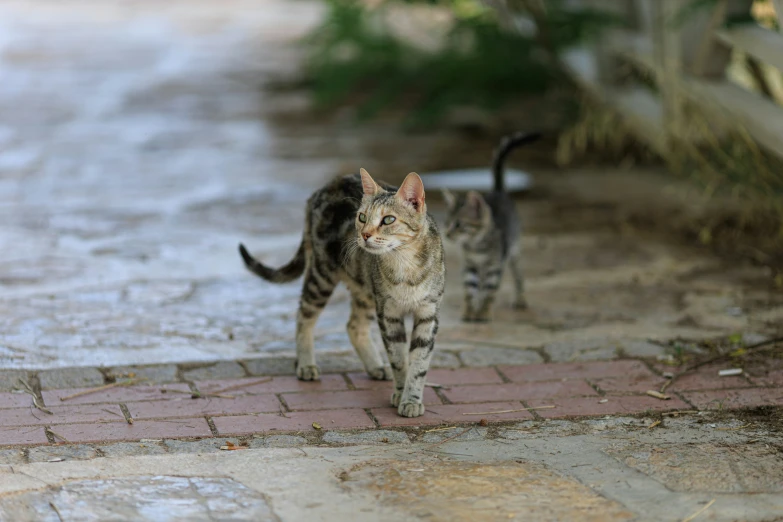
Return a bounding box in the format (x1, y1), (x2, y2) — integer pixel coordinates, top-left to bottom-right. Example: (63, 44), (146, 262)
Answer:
(302, 0), (620, 128)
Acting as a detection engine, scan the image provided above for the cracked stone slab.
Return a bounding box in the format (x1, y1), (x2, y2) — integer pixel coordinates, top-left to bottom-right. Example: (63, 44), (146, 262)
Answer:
(38, 368), (105, 390)
(0, 476), (277, 521)
(322, 430), (410, 445)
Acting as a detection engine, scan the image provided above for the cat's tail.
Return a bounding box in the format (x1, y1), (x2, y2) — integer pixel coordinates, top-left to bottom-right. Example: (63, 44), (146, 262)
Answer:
(238, 241), (305, 283)
(492, 131), (542, 192)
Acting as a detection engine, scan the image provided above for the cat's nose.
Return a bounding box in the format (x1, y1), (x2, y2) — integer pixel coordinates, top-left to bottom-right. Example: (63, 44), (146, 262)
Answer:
(362, 232), (372, 241)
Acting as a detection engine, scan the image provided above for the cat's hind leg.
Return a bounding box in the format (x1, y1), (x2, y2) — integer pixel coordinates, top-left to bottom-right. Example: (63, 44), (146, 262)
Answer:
(347, 295), (390, 381)
(295, 263), (336, 381)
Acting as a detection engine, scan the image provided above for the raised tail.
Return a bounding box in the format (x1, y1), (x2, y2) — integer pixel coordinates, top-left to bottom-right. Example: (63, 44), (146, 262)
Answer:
(238, 241), (305, 283)
(491, 131), (542, 192)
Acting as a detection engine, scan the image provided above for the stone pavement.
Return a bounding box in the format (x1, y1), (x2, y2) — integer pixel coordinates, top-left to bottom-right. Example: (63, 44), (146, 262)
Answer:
(1, 0), (782, 520)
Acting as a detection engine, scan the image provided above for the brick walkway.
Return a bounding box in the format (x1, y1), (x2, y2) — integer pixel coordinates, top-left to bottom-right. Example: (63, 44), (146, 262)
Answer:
(3, 360), (781, 447)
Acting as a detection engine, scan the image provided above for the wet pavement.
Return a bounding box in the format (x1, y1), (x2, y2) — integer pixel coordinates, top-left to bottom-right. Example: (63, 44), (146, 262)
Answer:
(1, 0), (782, 520)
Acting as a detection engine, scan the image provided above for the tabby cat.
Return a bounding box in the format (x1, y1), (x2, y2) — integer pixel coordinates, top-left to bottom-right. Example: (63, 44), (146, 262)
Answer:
(442, 132), (541, 322)
(239, 169), (445, 417)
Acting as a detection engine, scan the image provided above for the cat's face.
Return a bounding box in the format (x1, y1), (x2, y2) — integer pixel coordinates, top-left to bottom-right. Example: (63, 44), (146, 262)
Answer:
(356, 169), (427, 255)
(441, 189), (490, 243)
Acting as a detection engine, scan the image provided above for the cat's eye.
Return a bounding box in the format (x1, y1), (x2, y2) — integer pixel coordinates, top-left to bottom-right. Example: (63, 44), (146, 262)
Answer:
(358, 213), (367, 223)
(382, 215), (396, 225)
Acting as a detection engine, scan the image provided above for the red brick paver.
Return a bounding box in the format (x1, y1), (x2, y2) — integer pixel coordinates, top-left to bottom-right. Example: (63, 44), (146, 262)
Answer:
(0, 426), (48, 445)
(0, 392), (35, 410)
(682, 388), (783, 410)
(442, 380), (597, 404)
(0, 404), (125, 427)
(42, 383), (192, 406)
(499, 360), (653, 382)
(282, 388), (441, 411)
(213, 409), (375, 435)
(196, 374), (348, 395)
(54, 419), (213, 443)
(1, 360), (781, 447)
(348, 367), (503, 390)
(526, 395), (691, 418)
(373, 402), (534, 427)
(127, 395), (282, 420)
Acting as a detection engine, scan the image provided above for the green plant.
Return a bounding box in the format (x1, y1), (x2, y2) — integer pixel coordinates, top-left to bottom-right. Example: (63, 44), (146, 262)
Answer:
(302, 0), (619, 128)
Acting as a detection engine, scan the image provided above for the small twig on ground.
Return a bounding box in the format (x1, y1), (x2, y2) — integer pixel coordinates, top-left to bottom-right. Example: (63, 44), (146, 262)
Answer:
(278, 403), (289, 418)
(165, 389), (233, 399)
(426, 427), (473, 448)
(423, 426), (458, 433)
(646, 390), (670, 400)
(49, 502), (64, 522)
(210, 377), (273, 394)
(59, 379), (141, 401)
(46, 428), (70, 443)
(667, 337), (783, 391)
(648, 420), (661, 429)
(662, 411), (699, 416)
(462, 405), (555, 415)
(18, 379), (52, 414)
(101, 408), (123, 418)
(681, 499), (716, 522)
(425, 382), (450, 390)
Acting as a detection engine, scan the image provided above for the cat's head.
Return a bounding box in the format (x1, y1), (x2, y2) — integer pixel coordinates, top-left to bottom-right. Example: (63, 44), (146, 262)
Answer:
(356, 168), (427, 255)
(441, 189), (491, 243)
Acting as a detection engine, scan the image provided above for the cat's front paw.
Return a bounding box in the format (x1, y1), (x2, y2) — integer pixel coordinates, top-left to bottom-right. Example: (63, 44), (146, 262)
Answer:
(398, 401), (425, 418)
(296, 365), (321, 381)
(391, 390), (403, 408)
(368, 366), (393, 381)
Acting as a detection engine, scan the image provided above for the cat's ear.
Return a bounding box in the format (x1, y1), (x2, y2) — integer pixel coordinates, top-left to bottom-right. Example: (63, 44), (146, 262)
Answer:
(360, 168), (381, 197)
(441, 188), (456, 209)
(397, 172), (425, 212)
(465, 191), (487, 219)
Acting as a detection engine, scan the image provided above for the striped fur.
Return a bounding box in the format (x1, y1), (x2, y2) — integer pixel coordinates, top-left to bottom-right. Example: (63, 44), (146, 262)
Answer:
(442, 132), (541, 322)
(239, 169), (445, 418)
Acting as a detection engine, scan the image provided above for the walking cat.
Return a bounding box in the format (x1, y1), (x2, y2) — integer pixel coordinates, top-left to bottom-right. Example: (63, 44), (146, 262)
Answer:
(239, 169), (445, 417)
(441, 132), (541, 322)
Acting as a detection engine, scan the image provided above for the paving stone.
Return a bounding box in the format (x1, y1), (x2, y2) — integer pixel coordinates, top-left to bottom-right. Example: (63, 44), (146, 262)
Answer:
(0, 371), (29, 392)
(213, 409), (375, 435)
(499, 360), (653, 383)
(250, 435), (308, 448)
(28, 445), (99, 463)
(544, 338), (620, 362)
(52, 419), (213, 443)
(0, 449), (25, 465)
(591, 371), (752, 394)
(282, 388), (441, 411)
(242, 357), (297, 376)
(0, 476), (277, 521)
(430, 350), (462, 369)
(323, 430), (410, 445)
(0, 426), (47, 446)
(196, 374), (349, 395)
(682, 388), (783, 410)
(618, 340), (667, 358)
(605, 440), (783, 493)
(127, 395), (281, 420)
(181, 361), (246, 381)
(107, 365), (179, 384)
(419, 427), (487, 443)
(457, 347), (543, 367)
(317, 356), (365, 374)
(748, 369), (783, 387)
(442, 380), (597, 404)
(163, 438), (226, 454)
(372, 401), (534, 427)
(99, 441), (167, 458)
(38, 368), (105, 390)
